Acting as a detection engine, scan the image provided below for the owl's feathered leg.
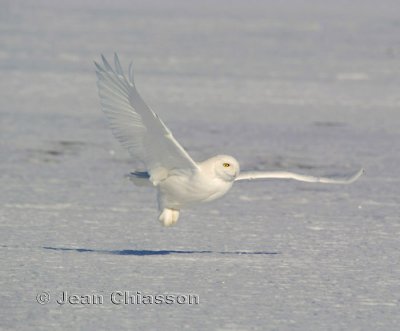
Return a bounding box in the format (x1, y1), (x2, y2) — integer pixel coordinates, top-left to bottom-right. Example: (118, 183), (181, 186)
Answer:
(159, 208), (180, 227)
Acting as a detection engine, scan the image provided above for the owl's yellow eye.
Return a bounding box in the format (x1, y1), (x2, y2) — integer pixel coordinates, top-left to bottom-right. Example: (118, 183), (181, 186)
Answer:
(223, 163), (230, 167)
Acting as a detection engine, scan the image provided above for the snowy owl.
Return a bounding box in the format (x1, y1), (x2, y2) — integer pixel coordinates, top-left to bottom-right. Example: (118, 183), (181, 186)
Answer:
(95, 54), (363, 227)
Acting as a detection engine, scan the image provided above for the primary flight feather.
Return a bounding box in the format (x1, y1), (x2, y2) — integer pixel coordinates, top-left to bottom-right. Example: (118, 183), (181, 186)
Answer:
(95, 54), (363, 226)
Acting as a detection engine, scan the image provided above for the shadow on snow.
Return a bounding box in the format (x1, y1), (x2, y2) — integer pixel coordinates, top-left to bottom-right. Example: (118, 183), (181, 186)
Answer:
(42, 246), (280, 256)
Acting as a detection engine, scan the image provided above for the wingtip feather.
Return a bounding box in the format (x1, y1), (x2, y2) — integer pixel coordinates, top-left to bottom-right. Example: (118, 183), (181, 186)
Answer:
(128, 61), (135, 84)
(101, 54), (114, 72)
(94, 61), (104, 72)
(114, 53), (123, 75)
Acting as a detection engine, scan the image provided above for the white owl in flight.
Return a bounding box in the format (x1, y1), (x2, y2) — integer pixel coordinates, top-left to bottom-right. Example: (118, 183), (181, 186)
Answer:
(95, 54), (363, 227)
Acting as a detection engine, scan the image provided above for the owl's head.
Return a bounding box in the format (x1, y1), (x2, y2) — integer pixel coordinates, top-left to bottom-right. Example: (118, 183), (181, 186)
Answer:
(207, 155), (240, 182)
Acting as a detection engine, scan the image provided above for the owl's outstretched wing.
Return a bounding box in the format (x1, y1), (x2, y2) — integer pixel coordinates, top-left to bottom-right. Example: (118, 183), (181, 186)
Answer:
(95, 54), (199, 183)
(235, 168), (364, 184)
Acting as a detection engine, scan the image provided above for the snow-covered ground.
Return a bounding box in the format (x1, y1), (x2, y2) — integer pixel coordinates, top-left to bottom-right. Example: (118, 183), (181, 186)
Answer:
(1, 0), (399, 330)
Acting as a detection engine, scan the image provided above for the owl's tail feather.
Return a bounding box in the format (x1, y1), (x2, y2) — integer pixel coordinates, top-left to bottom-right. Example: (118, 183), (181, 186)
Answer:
(125, 171), (151, 187)
(159, 208), (180, 227)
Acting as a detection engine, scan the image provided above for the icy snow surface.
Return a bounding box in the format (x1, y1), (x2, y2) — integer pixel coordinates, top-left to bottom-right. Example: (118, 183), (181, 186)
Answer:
(1, 0), (400, 330)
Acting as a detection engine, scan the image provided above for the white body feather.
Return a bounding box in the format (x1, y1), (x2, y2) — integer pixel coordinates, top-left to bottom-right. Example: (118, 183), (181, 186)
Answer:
(157, 156), (237, 210)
